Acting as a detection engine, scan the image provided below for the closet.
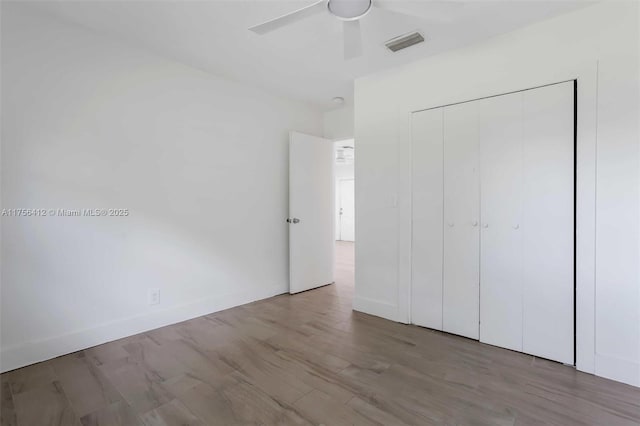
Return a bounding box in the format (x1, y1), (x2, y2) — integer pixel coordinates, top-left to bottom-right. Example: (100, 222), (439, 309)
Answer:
(411, 81), (575, 364)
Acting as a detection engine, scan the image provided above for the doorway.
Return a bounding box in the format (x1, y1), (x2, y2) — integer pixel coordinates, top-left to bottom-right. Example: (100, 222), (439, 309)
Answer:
(334, 139), (355, 291)
(335, 139), (355, 243)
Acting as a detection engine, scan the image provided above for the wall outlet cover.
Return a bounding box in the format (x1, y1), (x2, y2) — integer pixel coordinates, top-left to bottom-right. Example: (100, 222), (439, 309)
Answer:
(148, 288), (160, 305)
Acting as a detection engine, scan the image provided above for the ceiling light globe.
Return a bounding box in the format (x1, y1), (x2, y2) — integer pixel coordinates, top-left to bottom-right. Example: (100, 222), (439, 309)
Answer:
(327, 0), (372, 20)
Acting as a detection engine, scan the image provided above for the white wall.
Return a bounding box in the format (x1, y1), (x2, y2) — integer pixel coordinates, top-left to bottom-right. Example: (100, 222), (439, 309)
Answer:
(355, 1), (639, 386)
(324, 106), (354, 141)
(0, 7), (323, 372)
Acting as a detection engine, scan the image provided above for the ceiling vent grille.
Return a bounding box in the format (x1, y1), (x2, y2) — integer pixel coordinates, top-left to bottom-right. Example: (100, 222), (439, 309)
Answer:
(385, 32), (425, 52)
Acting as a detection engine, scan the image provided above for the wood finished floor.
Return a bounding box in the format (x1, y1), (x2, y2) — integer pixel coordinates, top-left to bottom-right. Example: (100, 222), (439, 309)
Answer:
(1, 241), (639, 426)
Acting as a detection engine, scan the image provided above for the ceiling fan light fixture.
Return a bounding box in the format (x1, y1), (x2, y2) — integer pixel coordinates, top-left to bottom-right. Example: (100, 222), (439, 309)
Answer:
(328, 0), (372, 21)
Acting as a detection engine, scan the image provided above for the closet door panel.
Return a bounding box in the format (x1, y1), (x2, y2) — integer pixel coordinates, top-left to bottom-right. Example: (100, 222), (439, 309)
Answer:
(479, 92), (524, 352)
(522, 82), (574, 364)
(443, 102), (480, 339)
(411, 108), (444, 330)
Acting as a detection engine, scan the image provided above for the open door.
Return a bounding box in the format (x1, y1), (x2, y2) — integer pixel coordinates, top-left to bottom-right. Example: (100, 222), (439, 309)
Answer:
(338, 178), (355, 241)
(288, 131), (335, 294)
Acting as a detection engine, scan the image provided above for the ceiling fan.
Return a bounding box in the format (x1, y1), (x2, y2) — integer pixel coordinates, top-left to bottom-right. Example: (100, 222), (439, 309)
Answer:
(249, 0), (461, 60)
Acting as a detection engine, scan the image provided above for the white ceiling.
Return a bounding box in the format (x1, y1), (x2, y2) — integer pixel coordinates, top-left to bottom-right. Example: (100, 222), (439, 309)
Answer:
(19, 0), (592, 110)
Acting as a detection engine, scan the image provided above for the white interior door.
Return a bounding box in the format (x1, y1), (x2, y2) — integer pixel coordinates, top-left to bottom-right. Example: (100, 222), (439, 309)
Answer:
(522, 82), (574, 364)
(338, 179), (355, 241)
(411, 108), (444, 330)
(443, 102), (480, 339)
(479, 91), (524, 352)
(289, 131), (335, 294)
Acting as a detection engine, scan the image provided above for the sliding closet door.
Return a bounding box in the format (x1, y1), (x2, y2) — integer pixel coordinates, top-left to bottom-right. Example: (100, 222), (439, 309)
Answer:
(522, 82), (574, 364)
(479, 92), (524, 352)
(411, 108), (444, 330)
(443, 102), (480, 339)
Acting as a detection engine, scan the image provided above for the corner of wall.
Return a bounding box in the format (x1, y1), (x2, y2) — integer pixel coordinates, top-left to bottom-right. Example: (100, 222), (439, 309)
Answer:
(352, 295), (398, 322)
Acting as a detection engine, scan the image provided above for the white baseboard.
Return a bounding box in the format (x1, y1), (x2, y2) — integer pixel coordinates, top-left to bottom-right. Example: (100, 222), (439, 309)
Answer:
(595, 353), (640, 387)
(0, 284), (286, 373)
(352, 295), (398, 322)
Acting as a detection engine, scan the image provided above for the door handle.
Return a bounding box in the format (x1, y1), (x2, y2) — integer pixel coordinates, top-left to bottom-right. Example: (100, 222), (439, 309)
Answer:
(482, 223), (489, 228)
(472, 220), (478, 227)
(447, 222), (454, 228)
(286, 218), (300, 224)
(512, 224), (519, 230)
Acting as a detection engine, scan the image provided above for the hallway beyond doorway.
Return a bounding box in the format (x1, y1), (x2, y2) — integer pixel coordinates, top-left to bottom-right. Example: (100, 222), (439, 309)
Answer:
(335, 241), (354, 291)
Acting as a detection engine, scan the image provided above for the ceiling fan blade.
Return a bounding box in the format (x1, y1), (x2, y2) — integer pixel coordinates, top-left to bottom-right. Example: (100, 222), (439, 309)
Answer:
(375, 0), (462, 23)
(249, 0), (327, 35)
(343, 20), (363, 60)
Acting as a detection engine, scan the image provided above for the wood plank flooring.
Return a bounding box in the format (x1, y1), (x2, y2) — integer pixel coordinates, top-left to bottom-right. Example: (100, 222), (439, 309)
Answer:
(1, 242), (639, 425)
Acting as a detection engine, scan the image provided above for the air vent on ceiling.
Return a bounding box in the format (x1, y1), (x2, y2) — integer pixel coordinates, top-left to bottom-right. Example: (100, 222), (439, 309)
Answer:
(385, 32), (425, 52)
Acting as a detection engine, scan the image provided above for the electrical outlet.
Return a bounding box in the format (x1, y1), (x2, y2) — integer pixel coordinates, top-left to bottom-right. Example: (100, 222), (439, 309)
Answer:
(148, 288), (160, 305)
